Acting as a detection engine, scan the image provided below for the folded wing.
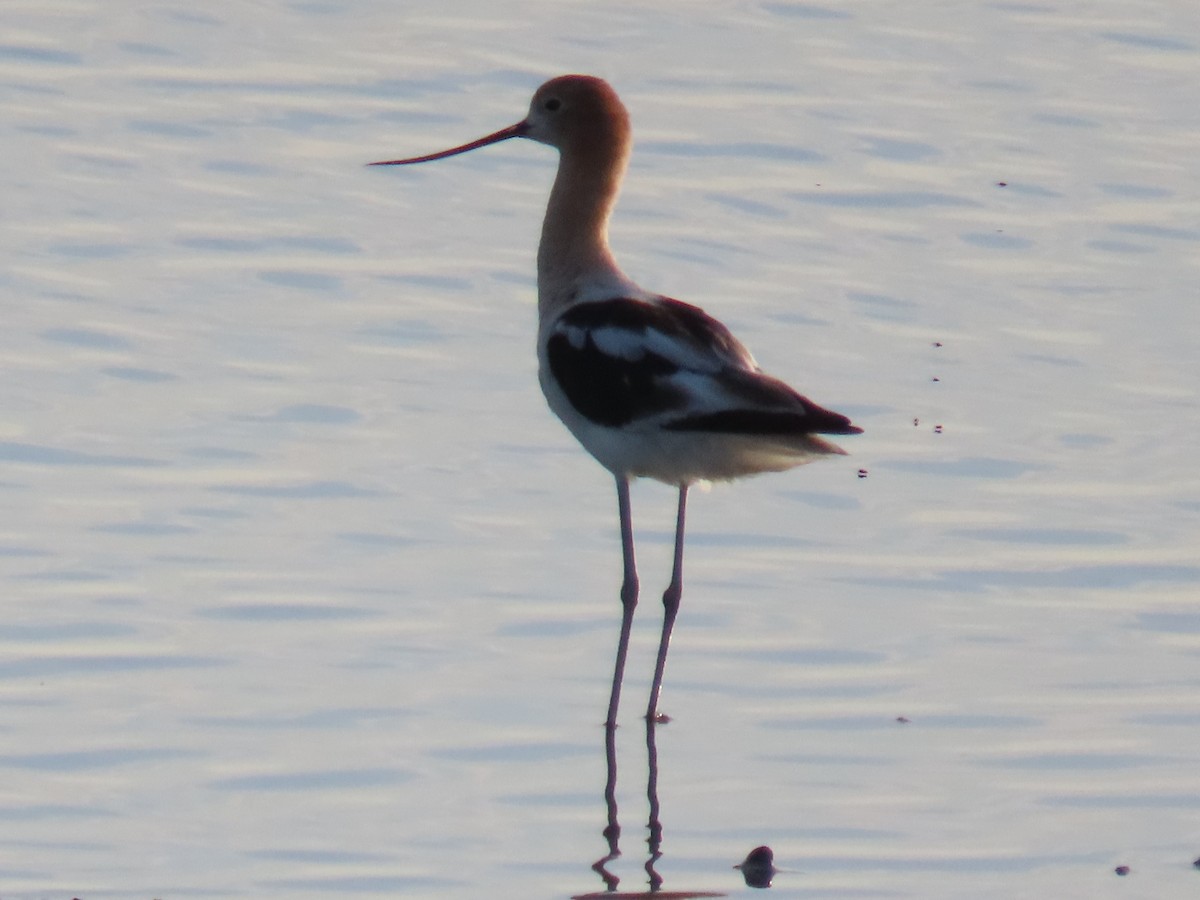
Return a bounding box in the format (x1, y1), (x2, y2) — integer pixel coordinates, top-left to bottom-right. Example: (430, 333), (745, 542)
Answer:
(545, 297), (861, 436)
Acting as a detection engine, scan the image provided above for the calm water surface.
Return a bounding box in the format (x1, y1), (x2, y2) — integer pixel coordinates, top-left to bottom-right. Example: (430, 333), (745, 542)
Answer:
(3, 1), (1199, 898)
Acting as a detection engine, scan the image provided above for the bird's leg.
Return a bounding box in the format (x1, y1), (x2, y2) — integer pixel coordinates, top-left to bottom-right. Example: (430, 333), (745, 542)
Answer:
(647, 484), (688, 721)
(606, 475), (639, 729)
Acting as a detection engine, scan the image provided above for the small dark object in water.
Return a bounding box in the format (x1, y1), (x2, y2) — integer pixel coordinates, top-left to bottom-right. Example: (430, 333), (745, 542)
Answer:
(913, 417), (919, 426)
(934, 424), (943, 434)
(1193, 856), (1200, 869)
(857, 468), (868, 478)
(1114, 865), (1130, 876)
(996, 182), (1008, 187)
(931, 376), (940, 382)
(896, 715), (910, 723)
(735, 845), (776, 888)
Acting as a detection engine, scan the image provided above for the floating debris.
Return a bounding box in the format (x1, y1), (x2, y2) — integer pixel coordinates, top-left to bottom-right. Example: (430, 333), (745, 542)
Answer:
(735, 845), (776, 888)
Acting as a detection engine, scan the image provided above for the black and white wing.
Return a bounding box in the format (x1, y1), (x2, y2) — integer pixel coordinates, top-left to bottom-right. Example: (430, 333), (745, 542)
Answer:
(545, 296), (860, 436)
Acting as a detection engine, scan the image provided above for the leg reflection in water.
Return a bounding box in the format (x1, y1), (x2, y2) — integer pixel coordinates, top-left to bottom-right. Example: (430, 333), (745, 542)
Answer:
(577, 705), (726, 898)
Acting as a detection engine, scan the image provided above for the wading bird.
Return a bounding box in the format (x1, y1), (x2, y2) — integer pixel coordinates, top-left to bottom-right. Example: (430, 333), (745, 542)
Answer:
(372, 75), (861, 726)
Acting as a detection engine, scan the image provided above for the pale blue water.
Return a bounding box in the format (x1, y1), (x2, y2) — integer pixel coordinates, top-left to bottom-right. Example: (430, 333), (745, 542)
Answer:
(3, 2), (1199, 898)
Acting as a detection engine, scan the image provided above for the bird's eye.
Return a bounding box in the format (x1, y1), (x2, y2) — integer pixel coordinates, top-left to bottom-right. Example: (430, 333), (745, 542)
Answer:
(544, 97), (562, 112)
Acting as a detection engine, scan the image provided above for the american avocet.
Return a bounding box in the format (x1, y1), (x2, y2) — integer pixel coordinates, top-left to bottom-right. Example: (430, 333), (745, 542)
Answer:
(372, 75), (861, 725)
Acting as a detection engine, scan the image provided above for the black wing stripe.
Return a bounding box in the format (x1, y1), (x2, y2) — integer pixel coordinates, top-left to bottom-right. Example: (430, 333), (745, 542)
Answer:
(557, 297), (754, 368)
(547, 297), (861, 436)
(547, 329), (685, 427)
(663, 408), (861, 436)
(548, 298), (708, 428)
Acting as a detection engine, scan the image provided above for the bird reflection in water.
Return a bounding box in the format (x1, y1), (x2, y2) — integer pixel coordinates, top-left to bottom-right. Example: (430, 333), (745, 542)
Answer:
(571, 715), (726, 900)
